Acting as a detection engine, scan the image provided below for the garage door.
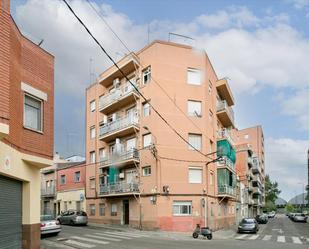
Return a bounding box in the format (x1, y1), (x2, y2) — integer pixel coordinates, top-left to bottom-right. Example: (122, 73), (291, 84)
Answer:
(0, 175), (22, 249)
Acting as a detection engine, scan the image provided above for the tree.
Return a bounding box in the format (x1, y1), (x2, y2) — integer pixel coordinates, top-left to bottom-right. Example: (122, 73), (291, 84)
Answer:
(264, 201), (277, 212)
(265, 175), (281, 203)
(285, 203), (294, 213)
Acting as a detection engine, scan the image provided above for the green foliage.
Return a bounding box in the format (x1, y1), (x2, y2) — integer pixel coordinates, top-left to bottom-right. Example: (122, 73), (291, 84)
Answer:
(263, 201), (277, 212)
(265, 174), (281, 203)
(285, 203), (295, 213)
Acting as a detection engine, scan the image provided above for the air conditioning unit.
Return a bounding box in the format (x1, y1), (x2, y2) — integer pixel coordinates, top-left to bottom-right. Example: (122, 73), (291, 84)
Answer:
(113, 78), (120, 88)
(119, 173), (125, 179)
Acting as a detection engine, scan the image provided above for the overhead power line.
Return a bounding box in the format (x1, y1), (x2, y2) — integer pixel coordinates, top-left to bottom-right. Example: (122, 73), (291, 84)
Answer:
(61, 0), (214, 160)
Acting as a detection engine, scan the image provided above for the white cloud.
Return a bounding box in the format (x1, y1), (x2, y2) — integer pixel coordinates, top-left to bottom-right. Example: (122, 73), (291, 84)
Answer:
(289, 0), (309, 9)
(266, 137), (308, 201)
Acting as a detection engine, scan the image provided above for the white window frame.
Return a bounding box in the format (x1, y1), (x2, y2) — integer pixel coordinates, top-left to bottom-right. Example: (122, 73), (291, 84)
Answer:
(99, 203), (105, 216)
(142, 67), (151, 85)
(143, 133), (152, 148)
(90, 100), (96, 112)
(90, 151), (96, 164)
(187, 100), (202, 117)
(187, 68), (201, 85)
(89, 204), (96, 216)
(173, 201), (192, 216)
(90, 126), (96, 139)
(99, 148), (106, 161)
(24, 93), (43, 132)
(142, 166), (151, 176)
(188, 167), (202, 184)
(188, 133), (202, 151)
(111, 203), (117, 216)
(143, 102), (151, 117)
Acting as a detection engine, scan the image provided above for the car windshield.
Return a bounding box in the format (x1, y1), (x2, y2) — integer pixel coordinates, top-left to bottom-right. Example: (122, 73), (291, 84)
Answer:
(76, 211), (87, 216)
(242, 218), (255, 223)
(41, 215), (54, 221)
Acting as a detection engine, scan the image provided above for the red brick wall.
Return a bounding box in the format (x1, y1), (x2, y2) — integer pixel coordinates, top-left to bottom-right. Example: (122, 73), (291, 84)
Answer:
(1, 13), (54, 159)
(57, 164), (86, 192)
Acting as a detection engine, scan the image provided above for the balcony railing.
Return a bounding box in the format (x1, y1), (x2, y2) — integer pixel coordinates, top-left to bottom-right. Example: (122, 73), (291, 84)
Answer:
(217, 129), (235, 145)
(218, 185), (236, 197)
(41, 186), (56, 197)
(217, 156), (235, 171)
(253, 198), (262, 206)
(252, 157), (261, 174)
(100, 148), (139, 166)
(99, 82), (138, 111)
(217, 100), (235, 123)
(100, 115), (139, 138)
(247, 157), (253, 166)
(100, 182), (139, 195)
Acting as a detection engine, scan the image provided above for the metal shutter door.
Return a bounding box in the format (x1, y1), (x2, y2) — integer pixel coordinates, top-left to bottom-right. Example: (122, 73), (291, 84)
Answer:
(0, 175), (22, 249)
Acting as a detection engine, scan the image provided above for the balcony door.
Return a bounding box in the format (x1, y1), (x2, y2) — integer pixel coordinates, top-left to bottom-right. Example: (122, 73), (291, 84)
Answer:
(126, 106), (137, 122)
(126, 137), (136, 151)
(126, 169), (136, 184)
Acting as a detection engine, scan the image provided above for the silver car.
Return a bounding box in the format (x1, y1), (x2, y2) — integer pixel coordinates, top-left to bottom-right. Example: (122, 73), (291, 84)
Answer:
(293, 213), (308, 222)
(57, 210), (88, 225)
(41, 215), (61, 235)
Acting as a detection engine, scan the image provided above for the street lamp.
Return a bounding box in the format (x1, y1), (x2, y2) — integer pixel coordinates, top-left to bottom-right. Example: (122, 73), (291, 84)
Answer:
(297, 182), (305, 212)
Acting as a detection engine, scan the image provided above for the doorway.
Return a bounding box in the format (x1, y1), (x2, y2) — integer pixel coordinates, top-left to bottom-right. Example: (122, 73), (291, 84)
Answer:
(123, 200), (129, 225)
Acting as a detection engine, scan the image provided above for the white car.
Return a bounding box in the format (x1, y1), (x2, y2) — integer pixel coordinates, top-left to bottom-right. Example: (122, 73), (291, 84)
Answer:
(41, 215), (61, 235)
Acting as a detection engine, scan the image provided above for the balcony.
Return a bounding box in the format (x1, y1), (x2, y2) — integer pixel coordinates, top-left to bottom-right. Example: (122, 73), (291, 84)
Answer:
(247, 157), (253, 167)
(217, 156), (235, 172)
(253, 186), (262, 195)
(216, 100), (235, 128)
(217, 129), (235, 145)
(41, 186), (56, 197)
(252, 157), (261, 174)
(99, 182), (139, 196)
(253, 198), (262, 206)
(99, 82), (139, 114)
(98, 53), (139, 87)
(99, 115), (139, 142)
(253, 175), (262, 185)
(248, 182), (253, 193)
(217, 185), (236, 198)
(100, 148), (140, 168)
(216, 78), (235, 106)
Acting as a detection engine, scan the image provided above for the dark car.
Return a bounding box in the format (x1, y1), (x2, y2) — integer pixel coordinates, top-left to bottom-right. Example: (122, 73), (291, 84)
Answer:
(57, 210), (88, 225)
(238, 218), (259, 234)
(255, 214), (268, 224)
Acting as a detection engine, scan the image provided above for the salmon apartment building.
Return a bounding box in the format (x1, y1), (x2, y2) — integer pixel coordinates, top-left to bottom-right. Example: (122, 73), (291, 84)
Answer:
(85, 40), (265, 231)
(0, 0), (54, 248)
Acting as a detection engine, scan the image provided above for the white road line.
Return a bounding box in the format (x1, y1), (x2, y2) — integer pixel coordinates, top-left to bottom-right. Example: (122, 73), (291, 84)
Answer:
(235, 234), (248, 239)
(108, 231), (148, 237)
(102, 231), (143, 237)
(65, 239), (95, 248)
(248, 235), (259, 240)
(94, 232), (133, 239)
(277, 236), (285, 243)
(292, 236), (302, 244)
(85, 234), (121, 241)
(262, 235), (272, 241)
(307, 238), (309, 242)
(71, 236), (110, 245)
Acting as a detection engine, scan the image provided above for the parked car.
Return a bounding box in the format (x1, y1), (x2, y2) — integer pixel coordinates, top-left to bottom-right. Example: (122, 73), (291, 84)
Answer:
(268, 211), (276, 218)
(238, 218), (259, 234)
(41, 215), (61, 236)
(57, 210), (88, 225)
(289, 213), (297, 220)
(255, 214), (268, 224)
(292, 213), (308, 223)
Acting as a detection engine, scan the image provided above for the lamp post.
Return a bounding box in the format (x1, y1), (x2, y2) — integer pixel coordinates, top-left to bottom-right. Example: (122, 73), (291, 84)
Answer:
(297, 182), (305, 212)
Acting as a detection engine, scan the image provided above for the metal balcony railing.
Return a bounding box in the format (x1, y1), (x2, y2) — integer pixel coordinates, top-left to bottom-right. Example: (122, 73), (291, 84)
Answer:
(253, 198), (261, 206)
(100, 114), (138, 138)
(247, 157), (253, 166)
(218, 185), (236, 196)
(216, 100), (235, 122)
(100, 148), (139, 166)
(217, 156), (235, 171)
(99, 82), (138, 110)
(217, 129), (235, 145)
(252, 157), (261, 174)
(41, 186), (56, 197)
(100, 182), (139, 195)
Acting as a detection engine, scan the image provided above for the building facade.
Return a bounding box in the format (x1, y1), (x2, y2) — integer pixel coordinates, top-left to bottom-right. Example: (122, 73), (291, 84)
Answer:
(85, 40), (237, 231)
(56, 162), (86, 214)
(0, 0), (54, 248)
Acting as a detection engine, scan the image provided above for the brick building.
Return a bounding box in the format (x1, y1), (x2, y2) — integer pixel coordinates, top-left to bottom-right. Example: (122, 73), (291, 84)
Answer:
(0, 0), (54, 248)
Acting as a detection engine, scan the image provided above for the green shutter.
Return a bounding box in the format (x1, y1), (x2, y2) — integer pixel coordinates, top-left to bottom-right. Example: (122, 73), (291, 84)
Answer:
(109, 167), (119, 184)
(217, 139), (236, 163)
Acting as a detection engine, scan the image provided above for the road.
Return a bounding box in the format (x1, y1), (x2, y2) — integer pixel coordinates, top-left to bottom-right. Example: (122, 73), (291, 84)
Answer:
(41, 214), (309, 249)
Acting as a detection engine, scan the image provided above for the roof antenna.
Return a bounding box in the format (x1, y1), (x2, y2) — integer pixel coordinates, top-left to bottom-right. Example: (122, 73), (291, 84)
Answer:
(38, 39), (44, 46)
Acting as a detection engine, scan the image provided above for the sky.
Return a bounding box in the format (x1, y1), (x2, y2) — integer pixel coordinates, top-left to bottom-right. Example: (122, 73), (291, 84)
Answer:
(11, 0), (309, 201)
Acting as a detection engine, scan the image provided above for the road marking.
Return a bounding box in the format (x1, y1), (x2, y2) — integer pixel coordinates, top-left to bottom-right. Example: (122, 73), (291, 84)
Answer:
(85, 234), (121, 241)
(107, 231), (148, 237)
(65, 239), (95, 248)
(248, 235), (259, 240)
(235, 234), (248, 239)
(94, 232), (133, 239)
(102, 231), (143, 237)
(277, 236), (285, 243)
(71, 236), (110, 245)
(262, 235), (271, 241)
(292, 236), (302, 244)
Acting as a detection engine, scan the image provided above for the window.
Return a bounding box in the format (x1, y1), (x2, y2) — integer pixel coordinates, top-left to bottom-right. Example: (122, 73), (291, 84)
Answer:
(187, 100), (202, 117)
(89, 204), (96, 216)
(173, 201), (192, 216)
(188, 167), (202, 183)
(208, 81), (212, 94)
(142, 67), (151, 85)
(111, 203), (117, 216)
(24, 94), (43, 132)
(99, 203), (105, 216)
(143, 133), (152, 147)
(99, 148), (106, 161)
(188, 133), (202, 151)
(244, 134), (249, 139)
(60, 175), (66, 185)
(90, 151), (95, 163)
(143, 102), (151, 117)
(90, 178), (95, 189)
(74, 171), (81, 182)
(142, 166), (151, 176)
(90, 100), (96, 112)
(187, 68), (201, 85)
(90, 126), (96, 139)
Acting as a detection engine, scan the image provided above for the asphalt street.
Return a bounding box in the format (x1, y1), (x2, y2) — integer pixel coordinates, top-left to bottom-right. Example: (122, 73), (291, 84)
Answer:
(41, 214), (309, 249)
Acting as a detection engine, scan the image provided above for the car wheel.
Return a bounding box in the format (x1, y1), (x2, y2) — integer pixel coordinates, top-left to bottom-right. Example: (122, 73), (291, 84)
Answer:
(70, 220), (75, 226)
(57, 219), (62, 225)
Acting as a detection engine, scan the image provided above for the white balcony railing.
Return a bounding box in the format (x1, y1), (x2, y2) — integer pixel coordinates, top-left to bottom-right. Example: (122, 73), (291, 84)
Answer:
(216, 100), (235, 123)
(252, 157), (261, 174)
(99, 82), (138, 110)
(218, 185), (236, 196)
(100, 182), (139, 195)
(217, 156), (235, 171)
(100, 114), (138, 138)
(41, 186), (56, 196)
(100, 148), (139, 166)
(217, 128), (235, 145)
